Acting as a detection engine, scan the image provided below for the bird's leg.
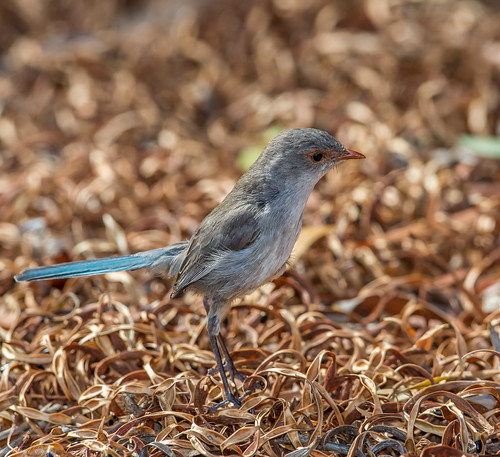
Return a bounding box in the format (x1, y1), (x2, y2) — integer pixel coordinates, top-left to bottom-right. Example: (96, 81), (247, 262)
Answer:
(207, 332), (241, 411)
(203, 298), (245, 383)
(216, 334), (246, 383)
(204, 297), (241, 410)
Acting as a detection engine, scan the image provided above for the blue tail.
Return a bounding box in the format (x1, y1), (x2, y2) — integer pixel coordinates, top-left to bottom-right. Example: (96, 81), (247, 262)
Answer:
(14, 242), (188, 282)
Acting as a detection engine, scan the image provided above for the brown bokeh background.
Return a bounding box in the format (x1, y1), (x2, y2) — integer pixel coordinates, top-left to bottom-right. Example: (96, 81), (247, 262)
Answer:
(1, 1), (499, 455)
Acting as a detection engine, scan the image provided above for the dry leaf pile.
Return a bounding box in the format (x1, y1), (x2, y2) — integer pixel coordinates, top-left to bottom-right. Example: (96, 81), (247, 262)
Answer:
(1, 0), (500, 456)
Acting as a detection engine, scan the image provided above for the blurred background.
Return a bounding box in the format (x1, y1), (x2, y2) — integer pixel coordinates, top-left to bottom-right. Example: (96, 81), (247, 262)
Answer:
(1, 0), (500, 454)
(1, 0), (499, 284)
(0, 0), (500, 298)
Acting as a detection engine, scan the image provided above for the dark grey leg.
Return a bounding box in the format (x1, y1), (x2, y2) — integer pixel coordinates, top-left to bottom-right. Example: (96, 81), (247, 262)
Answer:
(217, 334), (246, 383)
(203, 297), (246, 383)
(207, 333), (241, 411)
(203, 297), (241, 410)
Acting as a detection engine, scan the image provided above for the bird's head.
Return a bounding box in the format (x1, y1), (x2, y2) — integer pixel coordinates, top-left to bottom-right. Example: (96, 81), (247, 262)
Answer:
(257, 128), (364, 183)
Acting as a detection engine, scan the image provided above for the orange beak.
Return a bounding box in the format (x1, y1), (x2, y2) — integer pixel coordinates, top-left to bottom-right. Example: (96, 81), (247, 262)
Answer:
(341, 148), (365, 160)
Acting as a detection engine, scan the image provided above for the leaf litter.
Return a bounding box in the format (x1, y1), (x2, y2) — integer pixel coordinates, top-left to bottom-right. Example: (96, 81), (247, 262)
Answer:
(0, 0), (499, 456)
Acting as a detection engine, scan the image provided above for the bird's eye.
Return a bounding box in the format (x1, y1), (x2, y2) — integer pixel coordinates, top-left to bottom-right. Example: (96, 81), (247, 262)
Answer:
(306, 150), (328, 164)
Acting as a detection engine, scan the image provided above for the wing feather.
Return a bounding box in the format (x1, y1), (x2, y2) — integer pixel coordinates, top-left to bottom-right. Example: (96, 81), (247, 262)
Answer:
(171, 204), (261, 296)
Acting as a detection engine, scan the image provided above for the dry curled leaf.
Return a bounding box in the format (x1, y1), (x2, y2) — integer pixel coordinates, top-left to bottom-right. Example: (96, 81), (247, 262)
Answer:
(1, 0), (500, 456)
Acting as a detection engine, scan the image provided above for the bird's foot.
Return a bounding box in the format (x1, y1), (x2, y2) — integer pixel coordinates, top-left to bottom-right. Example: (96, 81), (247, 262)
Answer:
(207, 378), (263, 413)
(208, 363), (246, 384)
(208, 391), (242, 413)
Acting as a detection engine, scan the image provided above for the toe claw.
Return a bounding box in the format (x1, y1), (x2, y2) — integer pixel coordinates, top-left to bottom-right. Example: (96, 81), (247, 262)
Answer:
(208, 392), (241, 413)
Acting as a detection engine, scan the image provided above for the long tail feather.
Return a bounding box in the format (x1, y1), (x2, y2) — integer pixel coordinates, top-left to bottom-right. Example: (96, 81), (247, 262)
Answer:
(15, 242), (188, 282)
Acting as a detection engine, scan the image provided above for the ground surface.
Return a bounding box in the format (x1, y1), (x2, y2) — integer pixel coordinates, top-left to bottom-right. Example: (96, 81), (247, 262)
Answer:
(1, 1), (500, 456)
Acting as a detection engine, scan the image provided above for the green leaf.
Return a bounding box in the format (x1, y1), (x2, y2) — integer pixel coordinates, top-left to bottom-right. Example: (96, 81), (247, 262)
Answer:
(459, 135), (500, 159)
(236, 146), (262, 171)
(261, 125), (284, 142)
(236, 125), (285, 171)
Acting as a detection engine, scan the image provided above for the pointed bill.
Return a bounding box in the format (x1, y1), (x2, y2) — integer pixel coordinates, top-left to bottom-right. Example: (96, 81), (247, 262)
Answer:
(340, 148), (365, 160)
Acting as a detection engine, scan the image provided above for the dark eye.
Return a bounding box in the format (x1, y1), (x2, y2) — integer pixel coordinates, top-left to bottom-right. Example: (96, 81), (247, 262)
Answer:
(311, 152), (323, 162)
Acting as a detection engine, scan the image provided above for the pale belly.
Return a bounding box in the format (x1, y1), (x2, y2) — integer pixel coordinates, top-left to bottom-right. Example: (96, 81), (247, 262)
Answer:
(193, 215), (302, 301)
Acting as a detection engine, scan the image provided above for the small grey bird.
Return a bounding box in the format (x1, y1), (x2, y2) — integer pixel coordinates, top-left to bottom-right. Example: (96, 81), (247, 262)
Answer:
(15, 128), (364, 409)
